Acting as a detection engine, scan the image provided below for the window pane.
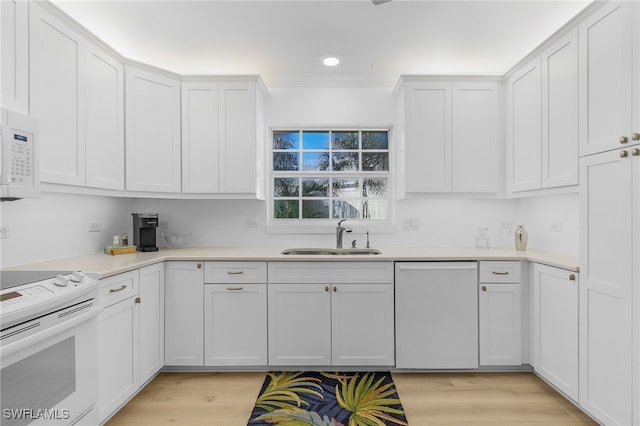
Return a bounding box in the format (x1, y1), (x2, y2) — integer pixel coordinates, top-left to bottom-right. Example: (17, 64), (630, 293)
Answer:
(302, 131), (329, 149)
(362, 131), (389, 149)
(361, 199), (387, 219)
(273, 131), (299, 150)
(362, 152), (389, 171)
(274, 200), (299, 218)
(332, 152), (359, 171)
(302, 178), (329, 196)
(362, 178), (387, 198)
(332, 178), (360, 198)
(273, 152), (299, 171)
(333, 200), (361, 219)
(332, 131), (359, 150)
(302, 199), (329, 218)
(302, 152), (329, 171)
(274, 178), (299, 197)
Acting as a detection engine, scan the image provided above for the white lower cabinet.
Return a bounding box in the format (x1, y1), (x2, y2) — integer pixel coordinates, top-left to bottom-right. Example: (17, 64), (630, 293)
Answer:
(267, 262), (395, 367)
(532, 263), (579, 402)
(138, 263), (165, 384)
(203, 262), (267, 366)
(164, 262), (204, 366)
(478, 262), (522, 366)
(97, 271), (139, 423)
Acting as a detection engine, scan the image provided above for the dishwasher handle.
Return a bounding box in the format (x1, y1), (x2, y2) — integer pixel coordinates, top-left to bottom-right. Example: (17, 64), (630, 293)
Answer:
(397, 264), (477, 271)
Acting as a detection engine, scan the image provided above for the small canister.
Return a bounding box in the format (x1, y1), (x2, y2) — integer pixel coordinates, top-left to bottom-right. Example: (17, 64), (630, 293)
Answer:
(514, 224), (528, 251)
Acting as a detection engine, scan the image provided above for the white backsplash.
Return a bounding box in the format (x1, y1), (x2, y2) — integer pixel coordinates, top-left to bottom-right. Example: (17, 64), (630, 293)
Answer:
(0, 191), (579, 268)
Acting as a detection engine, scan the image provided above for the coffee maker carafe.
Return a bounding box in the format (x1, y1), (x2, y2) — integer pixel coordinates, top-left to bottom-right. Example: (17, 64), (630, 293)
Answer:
(132, 213), (159, 252)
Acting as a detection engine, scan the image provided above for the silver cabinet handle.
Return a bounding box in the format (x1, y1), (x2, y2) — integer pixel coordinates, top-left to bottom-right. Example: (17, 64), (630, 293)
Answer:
(397, 264), (477, 271)
(632, 132), (640, 141)
(620, 150), (629, 158)
(632, 148), (640, 156)
(227, 271), (244, 275)
(109, 285), (127, 293)
(492, 271), (510, 275)
(620, 136), (628, 144)
(135, 297), (141, 303)
(226, 286), (243, 291)
(569, 274), (576, 281)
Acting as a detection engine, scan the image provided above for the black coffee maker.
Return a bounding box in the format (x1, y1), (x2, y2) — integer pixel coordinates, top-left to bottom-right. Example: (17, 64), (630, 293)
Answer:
(132, 213), (159, 252)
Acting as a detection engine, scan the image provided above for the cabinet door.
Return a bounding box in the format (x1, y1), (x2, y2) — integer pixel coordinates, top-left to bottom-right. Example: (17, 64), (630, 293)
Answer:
(30, 4), (86, 186)
(479, 283), (521, 366)
(1, 0), (28, 114)
(138, 263), (164, 384)
(125, 65), (181, 192)
(451, 82), (498, 193)
(98, 297), (138, 423)
(579, 1), (635, 156)
(331, 284), (394, 366)
(542, 30), (579, 188)
(85, 44), (124, 190)
(218, 81), (256, 193)
(204, 283), (267, 366)
(579, 149), (633, 425)
(164, 262), (204, 366)
(508, 58), (542, 192)
(268, 283), (331, 366)
(532, 264), (578, 402)
(181, 82), (219, 193)
(404, 81), (452, 192)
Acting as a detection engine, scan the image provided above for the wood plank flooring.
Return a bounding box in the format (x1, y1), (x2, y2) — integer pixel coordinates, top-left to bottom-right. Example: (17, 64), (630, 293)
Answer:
(105, 371), (597, 426)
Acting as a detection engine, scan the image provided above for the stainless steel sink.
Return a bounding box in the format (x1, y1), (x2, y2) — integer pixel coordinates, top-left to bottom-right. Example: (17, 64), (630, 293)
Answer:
(281, 247), (381, 255)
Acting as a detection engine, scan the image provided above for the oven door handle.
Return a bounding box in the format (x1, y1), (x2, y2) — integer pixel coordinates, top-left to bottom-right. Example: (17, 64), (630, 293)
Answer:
(0, 306), (103, 358)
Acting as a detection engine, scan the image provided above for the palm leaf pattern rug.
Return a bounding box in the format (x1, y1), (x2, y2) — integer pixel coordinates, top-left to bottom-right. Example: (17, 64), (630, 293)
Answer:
(247, 371), (408, 426)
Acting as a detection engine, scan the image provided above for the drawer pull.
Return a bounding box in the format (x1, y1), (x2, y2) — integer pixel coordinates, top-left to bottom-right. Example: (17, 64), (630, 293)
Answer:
(491, 271), (510, 275)
(227, 271), (244, 275)
(569, 274), (576, 281)
(226, 286), (244, 291)
(109, 285), (127, 293)
(482, 285), (487, 292)
(325, 286), (329, 292)
(135, 297), (141, 304)
(197, 263), (202, 269)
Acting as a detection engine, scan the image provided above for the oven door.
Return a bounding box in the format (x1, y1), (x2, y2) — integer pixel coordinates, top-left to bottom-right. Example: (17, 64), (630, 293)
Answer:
(1, 302), (101, 426)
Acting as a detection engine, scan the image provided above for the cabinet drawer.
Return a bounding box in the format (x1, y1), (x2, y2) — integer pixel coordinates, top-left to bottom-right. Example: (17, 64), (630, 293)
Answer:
(204, 262), (267, 283)
(99, 270), (139, 307)
(479, 261), (521, 283)
(268, 262), (394, 284)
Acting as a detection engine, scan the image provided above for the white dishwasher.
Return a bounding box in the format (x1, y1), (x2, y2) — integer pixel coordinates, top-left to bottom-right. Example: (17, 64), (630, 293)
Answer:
(395, 262), (478, 369)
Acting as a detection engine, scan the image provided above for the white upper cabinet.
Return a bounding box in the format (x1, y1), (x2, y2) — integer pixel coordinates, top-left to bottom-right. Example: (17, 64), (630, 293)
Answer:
(398, 78), (499, 195)
(507, 58), (542, 193)
(541, 30), (579, 188)
(30, 3), (85, 186)
(181, 78), (265, 196)
(29, 3), (124, 189)
(452, 82), (498, 192)
(579, 1), (638, 156)
(85, 44), (124, 190)
(1, 0), (29, 114)
(125, 65), (181, 193)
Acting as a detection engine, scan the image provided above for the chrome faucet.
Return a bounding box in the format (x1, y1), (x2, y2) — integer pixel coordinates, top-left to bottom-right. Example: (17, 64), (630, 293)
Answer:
(336, 219), (352, 248)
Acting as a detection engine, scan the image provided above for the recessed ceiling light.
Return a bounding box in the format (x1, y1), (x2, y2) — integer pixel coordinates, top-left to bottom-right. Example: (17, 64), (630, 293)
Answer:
(321, 55), (341, 67)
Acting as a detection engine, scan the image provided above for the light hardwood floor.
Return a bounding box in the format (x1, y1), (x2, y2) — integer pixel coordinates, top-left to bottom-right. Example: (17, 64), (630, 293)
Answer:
(105, 372), (597, 426)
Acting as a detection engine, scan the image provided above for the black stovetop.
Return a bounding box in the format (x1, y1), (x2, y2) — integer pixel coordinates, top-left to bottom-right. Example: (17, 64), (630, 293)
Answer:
(0, 271), (72, 291)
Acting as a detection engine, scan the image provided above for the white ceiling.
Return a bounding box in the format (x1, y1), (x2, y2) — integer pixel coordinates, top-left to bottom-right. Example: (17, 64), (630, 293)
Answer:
(51, 0), (592, 86)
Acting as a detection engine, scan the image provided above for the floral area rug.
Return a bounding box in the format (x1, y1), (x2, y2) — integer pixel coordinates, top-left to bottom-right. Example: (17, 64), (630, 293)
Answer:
(247, 371), (408, 426)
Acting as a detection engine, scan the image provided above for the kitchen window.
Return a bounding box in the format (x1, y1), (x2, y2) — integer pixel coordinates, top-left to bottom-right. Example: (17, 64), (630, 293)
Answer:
(270, 129), (390, 222)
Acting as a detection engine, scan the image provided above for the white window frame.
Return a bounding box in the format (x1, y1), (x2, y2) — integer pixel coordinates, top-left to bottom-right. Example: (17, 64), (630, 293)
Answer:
(266, 126), (395, 234)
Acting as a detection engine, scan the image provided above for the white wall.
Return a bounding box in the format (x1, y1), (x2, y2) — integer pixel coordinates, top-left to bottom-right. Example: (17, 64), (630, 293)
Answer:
(0, 193), (133, 267)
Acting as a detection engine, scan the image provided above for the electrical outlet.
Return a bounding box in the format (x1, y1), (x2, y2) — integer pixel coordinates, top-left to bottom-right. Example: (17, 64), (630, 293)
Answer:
(88, 222), (102, 232)
(246, 220), (258, 228)
(550, 221), (563, 232)
(0, 226), (9, 238)
(500, 221), (512, 229)
(402, 218), (420, 230)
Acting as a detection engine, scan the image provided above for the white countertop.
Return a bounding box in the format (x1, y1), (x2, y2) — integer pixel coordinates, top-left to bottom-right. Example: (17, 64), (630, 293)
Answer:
(3, 246), (580, 278)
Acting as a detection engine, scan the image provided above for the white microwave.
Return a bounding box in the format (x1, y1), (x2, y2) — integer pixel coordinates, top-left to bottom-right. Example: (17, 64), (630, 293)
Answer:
(0, 109), (39, 200)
